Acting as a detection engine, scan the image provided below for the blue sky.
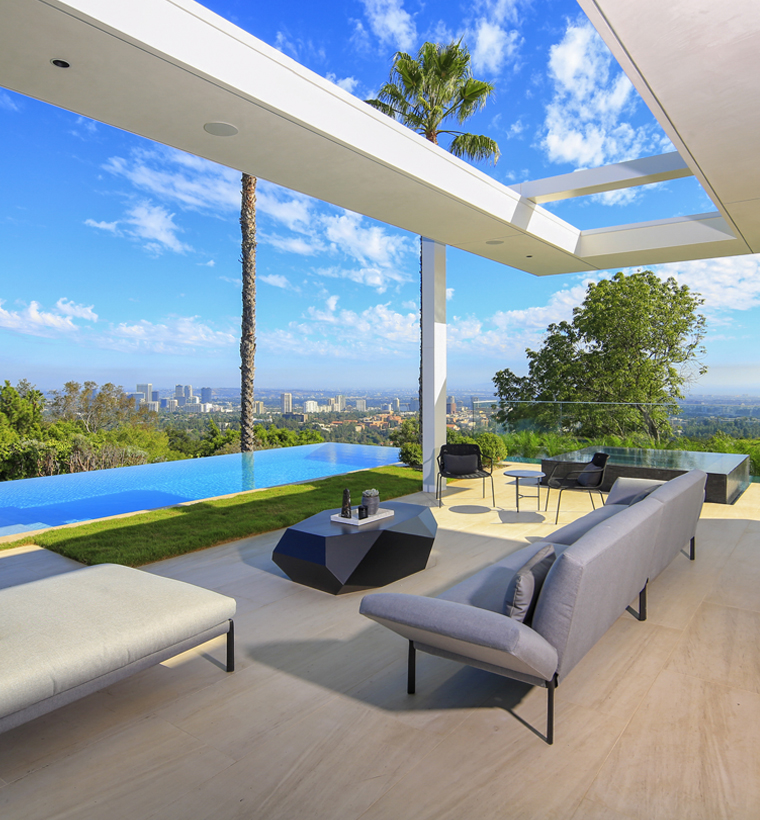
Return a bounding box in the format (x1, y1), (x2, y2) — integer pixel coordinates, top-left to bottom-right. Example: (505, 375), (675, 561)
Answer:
(2, 0), (760, 394)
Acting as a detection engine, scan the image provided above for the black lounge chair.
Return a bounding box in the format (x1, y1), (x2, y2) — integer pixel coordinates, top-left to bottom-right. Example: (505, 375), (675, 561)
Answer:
(545, 452), (609, 524)
(436, 443), (495, 507)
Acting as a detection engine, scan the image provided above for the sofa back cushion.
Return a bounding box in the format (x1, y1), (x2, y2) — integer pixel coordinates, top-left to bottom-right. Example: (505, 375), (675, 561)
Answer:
(531, 497), (662, 682)
(646, 469), (706, 579)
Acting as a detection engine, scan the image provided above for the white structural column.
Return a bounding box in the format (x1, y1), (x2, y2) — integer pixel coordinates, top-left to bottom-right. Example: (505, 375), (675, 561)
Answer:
(421, 238), (448, 494)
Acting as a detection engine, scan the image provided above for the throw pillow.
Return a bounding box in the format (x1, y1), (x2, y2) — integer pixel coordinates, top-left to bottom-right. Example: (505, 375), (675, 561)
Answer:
(443, 453), (479, 474)
(576, 461), (601, 487)
(503, 544), (557, 624)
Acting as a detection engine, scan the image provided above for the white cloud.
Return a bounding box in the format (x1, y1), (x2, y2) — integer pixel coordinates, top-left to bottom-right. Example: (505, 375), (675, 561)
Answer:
(103, 148), (239, 213)
(260, 274), (292, 289)
(326, 73), (360, 95)
(446, 288), (455, 301)
(103, 315), (236, 354)
(313, 264), (410, 293)
(0, 91), (20, 111)
(84, 219), (120, 234)
(349, 19), (372, 53)
(542, 19), (671, 170)
(637, 255), (760, 314)
(70, 116), (98, 139)
(219, 276), (242, 286)
(0, 298), (93, 337)
(402, 300), (418, 310)
(361, 0), (417, 51)
(447, 283), (588, 357)
(323, 211), (413, 268)
(55, 298), (97, 322)
(124, 202), (192, 254)
(470, 20), (520, 75)
(199, 260), (215, 267)
(264, 233), (326, 256)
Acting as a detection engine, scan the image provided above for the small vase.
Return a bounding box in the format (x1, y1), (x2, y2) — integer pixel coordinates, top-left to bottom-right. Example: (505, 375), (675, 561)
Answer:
(362, 494), (379, 516)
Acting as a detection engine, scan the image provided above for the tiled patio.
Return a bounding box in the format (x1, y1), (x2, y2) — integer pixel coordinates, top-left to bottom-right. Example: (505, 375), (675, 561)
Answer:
(2, 463), (760, 819)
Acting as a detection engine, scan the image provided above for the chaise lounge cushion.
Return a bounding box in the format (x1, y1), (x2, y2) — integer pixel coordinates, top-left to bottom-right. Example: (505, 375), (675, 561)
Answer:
(0, 564), (236, 721)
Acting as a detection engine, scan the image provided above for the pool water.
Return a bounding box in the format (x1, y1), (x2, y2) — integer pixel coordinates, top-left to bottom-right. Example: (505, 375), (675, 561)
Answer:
(0, 443), (401, 537)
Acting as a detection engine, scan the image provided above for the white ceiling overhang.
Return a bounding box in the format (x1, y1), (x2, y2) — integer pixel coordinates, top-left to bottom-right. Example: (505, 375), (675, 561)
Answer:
(1, 0), (756, 275)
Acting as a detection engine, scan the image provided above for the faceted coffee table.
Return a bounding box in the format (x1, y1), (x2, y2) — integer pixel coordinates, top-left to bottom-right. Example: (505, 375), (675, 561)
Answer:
(272, 501), (437, 594)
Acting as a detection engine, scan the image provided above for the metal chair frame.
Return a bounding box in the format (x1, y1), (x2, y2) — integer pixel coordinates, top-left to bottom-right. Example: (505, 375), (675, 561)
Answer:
(545, 452), (609, 524)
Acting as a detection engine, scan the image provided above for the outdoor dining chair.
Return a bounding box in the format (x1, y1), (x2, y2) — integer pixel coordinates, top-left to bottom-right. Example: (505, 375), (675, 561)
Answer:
(545, 452), (609, 524)
(436, 443), (495, 507)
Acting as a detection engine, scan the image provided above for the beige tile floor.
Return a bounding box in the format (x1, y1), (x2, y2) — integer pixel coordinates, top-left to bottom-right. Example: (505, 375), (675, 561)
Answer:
(2, 464), (760, 818)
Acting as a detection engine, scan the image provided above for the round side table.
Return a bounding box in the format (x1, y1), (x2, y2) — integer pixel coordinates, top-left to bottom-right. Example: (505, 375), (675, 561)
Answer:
(503, 469), (545, 512)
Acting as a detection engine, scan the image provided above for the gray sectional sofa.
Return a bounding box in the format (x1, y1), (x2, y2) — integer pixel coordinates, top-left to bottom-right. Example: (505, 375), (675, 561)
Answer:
(360, 469), (707, 743)
(1, 563), (236, 734)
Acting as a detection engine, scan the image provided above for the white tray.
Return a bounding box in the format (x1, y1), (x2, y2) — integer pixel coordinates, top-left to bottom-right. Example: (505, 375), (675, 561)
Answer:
(330, 508), (395, 526)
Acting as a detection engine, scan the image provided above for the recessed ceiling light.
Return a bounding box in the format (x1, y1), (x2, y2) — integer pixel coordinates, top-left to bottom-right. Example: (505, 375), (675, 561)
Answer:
(485, 240), (504, 245)
(50, 59), (70, 68)
(526, 255), (533, 258)
(204, 122), (239, 137)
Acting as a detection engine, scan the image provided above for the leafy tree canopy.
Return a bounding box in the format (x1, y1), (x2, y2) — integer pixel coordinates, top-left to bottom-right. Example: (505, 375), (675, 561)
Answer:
(0, 379), (45, 437)
(492, 272), (707, 442)
(47, 381), (154, 433)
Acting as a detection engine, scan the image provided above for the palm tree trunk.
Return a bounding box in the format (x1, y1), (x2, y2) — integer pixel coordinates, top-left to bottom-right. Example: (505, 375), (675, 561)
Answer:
(240, 172), (257, 453)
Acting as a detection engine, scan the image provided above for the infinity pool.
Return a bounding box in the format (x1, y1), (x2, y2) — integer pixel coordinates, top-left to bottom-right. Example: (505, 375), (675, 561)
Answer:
(0, 443), (400, 537)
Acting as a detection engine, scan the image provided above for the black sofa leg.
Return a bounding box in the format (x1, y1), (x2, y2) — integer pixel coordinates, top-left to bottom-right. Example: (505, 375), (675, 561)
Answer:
(226, 619), (235, 672)
(690, 536), (696, 561)
(407, 641), (416, 694)
(638, 582), (648, 622)
(546, 675), (556, 745)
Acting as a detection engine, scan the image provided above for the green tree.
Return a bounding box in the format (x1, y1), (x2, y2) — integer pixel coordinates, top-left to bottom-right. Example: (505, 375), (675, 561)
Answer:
(48, 381), (150, 432)
(493, 272), (707, 443)
(367, 41), (500, 444)
(389, 417), (422, 467)
(0, 380), (44, 437)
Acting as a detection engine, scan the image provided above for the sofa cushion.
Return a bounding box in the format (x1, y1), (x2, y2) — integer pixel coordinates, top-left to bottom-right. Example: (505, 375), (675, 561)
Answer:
(437, 541), (565, 613)
(443, 453), (479, 474)
(548, 504), (628, 545)
(503, 544), (556, 624)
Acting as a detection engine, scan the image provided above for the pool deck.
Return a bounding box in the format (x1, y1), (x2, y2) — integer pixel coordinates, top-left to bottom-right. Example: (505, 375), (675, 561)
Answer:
(3, 463), (760, 818)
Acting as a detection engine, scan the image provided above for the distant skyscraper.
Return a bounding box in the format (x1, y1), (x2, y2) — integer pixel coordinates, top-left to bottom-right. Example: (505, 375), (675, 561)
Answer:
(201, 387), (212, 404)
(136, 383), (152, 403)
(281, 392), (293, 413)
(335, 394), (346, 411)
(447, 396), (457, 414)
(392, 398), (400, 411)
(253, 400), (265, 415)
(355, 399), (367, 411)
(304, 400), (318, 413)
(175, 384), (183, 399)
(184, 385), (193, 399)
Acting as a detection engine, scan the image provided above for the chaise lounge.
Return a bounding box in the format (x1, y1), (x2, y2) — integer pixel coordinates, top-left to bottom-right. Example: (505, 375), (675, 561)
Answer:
(0, 563), (236, 734)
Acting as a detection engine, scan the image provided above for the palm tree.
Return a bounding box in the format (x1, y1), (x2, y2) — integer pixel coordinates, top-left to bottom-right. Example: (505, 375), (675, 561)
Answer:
(239, 172), (257, 453)
(366, 41), (500, 446)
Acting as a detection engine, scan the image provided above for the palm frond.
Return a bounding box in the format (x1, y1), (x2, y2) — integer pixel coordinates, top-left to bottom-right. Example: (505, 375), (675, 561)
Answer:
(449, 134), (500, 164)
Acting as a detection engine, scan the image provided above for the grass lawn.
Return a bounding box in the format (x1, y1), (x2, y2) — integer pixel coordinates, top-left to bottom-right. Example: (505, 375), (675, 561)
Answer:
(2, 466), (421, 567)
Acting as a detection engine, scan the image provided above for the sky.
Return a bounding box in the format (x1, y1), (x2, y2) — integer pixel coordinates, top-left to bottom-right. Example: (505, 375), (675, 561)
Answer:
(2, 0), (760, 395)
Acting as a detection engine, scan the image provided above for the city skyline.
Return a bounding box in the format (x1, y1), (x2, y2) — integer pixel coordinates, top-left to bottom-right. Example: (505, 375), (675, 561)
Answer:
(3, 0), (760, 394)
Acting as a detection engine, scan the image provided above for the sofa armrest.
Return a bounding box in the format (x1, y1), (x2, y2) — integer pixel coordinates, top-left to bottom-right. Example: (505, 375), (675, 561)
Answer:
(360, 592), (558, 682)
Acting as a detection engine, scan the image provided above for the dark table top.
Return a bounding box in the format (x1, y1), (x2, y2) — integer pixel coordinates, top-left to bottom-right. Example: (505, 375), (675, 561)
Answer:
(286, 500), (429, 537)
